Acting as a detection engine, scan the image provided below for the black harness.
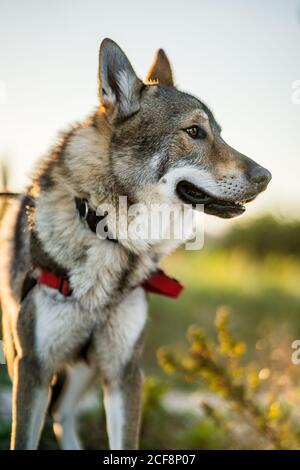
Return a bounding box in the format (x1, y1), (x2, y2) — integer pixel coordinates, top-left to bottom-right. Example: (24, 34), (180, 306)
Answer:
(75, 197), (117, 241)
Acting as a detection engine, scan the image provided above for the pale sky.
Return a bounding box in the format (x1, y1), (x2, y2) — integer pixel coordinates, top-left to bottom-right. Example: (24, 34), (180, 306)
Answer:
(0, 0), (300, 231)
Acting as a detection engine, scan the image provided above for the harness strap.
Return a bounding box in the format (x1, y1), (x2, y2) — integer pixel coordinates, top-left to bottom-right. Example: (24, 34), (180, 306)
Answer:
(20, 197), (184, 301)
(142, 269), (184, 298)
(22, 267), (183, 300)
(38, 269), (72, 296)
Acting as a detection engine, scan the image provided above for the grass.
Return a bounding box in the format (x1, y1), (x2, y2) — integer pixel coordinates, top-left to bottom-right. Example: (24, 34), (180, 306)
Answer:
(144, 247), (300, 375)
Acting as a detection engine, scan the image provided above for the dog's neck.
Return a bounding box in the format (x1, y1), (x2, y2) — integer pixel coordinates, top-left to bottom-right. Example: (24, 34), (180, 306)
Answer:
(30, 111), (184, 265)
(30, 113), (121, 211)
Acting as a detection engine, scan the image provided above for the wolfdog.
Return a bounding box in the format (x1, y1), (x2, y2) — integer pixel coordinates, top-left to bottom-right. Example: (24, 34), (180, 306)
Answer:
(0, 38), (271, 450)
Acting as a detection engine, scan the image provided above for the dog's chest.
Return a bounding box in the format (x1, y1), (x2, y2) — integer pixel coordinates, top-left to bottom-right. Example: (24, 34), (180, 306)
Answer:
(34, 287), (93, 369)
(34, 285), (148, 374)
(33, 243), (155, 372)
(68, 241), (157, 311)
(33, 192), (160, 371)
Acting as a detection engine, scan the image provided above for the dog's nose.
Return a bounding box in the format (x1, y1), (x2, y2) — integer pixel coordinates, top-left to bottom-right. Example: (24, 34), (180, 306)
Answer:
(249, 166), (272, 189)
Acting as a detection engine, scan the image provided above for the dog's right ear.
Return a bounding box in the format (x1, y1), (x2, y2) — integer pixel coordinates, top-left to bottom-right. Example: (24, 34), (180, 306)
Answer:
(98, 38), (143, 119)
(145, 49), (174, 87)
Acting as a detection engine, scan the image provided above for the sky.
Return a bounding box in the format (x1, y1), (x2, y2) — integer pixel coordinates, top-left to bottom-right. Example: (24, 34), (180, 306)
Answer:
(0, 0), (300, 232)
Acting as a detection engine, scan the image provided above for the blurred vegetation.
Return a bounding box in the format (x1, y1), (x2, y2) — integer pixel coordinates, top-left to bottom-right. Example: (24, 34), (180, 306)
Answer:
(0, 162), (9, 220)
(222, 215), (300, 258)
(158, 307), (300, 449)
(0, 162), (300, 448)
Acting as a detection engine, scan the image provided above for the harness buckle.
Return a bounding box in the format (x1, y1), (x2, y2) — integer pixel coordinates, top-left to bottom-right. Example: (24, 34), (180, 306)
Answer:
(82, 199), (89, 220)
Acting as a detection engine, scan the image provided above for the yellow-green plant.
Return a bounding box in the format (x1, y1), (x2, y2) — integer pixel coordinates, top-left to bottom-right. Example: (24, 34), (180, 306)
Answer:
(158, 306), (300, 449)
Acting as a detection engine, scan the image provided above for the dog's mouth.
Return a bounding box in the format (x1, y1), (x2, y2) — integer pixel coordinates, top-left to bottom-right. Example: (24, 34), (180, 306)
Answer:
(176, 180), (255, 219)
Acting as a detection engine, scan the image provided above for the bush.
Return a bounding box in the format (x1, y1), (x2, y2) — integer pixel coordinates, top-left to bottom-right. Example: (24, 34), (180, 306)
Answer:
(158, 307), (300, 449)
(221, 215), (300, 258)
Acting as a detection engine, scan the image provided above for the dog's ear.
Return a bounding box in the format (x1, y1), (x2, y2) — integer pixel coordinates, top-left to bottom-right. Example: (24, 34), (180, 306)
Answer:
(145, 49), (174, 86)
(98, 38), (143, 119)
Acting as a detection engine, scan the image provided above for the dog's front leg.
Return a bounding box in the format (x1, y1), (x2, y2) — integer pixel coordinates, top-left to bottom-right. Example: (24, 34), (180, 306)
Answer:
(11, 356), (50, 450)
(97, 287), (147, 450)
(103, 360), (144, 450)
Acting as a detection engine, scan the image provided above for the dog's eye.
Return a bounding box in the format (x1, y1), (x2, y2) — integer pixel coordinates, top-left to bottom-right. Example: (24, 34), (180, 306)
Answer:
(184, 126), (207, 140)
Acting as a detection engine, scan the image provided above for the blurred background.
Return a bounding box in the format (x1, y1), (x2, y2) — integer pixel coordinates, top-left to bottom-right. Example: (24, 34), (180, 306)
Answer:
(1, 0), (300, 449)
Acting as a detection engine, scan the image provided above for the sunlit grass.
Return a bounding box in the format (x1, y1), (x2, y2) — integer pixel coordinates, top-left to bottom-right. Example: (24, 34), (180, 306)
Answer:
(145, 246), (300, 375)
(163, 248), (300, 298)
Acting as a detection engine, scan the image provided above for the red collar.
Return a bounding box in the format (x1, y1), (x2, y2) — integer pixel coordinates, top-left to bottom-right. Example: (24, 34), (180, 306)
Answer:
(37, 268), (184, 299)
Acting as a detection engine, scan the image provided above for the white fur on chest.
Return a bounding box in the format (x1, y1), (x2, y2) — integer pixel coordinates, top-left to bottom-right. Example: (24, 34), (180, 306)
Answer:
(34, 284), (147, 377)
(34, 286), (96, 371)
(89, 286), (147, 381)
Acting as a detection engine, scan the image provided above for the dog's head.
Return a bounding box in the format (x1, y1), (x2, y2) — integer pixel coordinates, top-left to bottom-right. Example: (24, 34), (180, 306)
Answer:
(97, 38), (271, 218)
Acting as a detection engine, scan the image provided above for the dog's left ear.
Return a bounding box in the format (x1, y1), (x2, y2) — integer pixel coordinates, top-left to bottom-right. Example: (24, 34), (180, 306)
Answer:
(98, 38), (143, 119)
(145, 49), (174, 86)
